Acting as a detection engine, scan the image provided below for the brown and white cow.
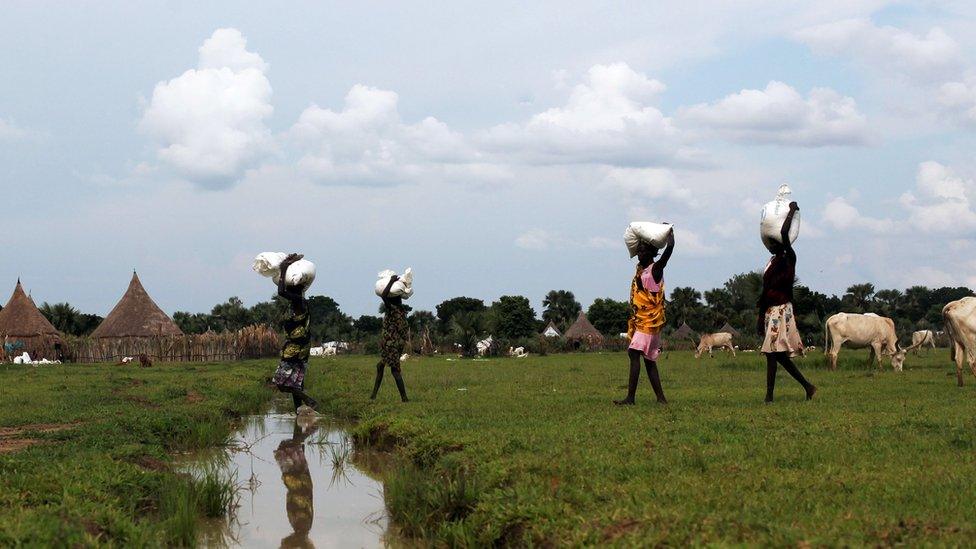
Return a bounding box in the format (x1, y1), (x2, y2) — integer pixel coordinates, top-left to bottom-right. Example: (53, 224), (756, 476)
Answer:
(824, 313), (910, 371)
(694, 332), (736, 358)
(911, 330), (936, 354)
(942, 297), (976, 387)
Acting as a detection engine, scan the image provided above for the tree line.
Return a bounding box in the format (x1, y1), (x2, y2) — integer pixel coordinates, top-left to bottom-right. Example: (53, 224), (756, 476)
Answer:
(23, 274), (973, 349)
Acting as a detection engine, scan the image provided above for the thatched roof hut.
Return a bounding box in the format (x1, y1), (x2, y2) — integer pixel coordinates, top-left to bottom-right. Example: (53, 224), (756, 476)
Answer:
(718, 322), (740, 338)
(0, 280), (62, 360)
(542, 321), (562, 338)
(91, 272), (183, 339)
(564, 312), (604, 343)
(0, 280), (60, 339)
(672, 322), (697, 340)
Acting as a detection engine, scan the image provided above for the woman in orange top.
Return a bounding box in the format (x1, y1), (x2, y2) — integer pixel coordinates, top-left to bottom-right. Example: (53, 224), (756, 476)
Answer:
(615, 228), (674, 405)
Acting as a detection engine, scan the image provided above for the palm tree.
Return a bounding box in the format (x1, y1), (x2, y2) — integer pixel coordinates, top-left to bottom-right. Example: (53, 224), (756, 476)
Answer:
(451, 311), (486, 357)
(542, 290), (581, 331)
(843, 283), (876, 312)
(668, 287), (702, 327)
(39, 302), (81, 334)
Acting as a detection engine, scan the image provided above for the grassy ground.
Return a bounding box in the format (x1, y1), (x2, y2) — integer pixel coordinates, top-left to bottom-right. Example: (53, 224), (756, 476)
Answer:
(2, 351), (973, 546)
(307, 349), (976, 546)
(0, 361), (272, 546)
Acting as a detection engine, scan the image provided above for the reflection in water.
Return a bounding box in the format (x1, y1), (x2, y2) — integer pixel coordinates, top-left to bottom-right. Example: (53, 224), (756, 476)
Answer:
(181, 409), (389, 548)
(275, 419), (316, 548)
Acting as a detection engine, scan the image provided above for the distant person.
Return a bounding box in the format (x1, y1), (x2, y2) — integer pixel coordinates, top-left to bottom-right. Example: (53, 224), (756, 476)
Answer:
(757, 201), (816, 402)
(273, 253), (319, 411)
(370, 275), (409, 402)
(615, 228), (674, 405)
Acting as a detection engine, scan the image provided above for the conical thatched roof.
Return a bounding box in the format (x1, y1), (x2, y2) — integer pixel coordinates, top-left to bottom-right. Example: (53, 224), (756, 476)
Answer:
(672, 322), (697, 340)
(564, 312), (603, 340)
(91, 272), (183, 338)
(718, 322), (740, 337)
(0, 280), (60, 338)
(542, 321), (562, 337)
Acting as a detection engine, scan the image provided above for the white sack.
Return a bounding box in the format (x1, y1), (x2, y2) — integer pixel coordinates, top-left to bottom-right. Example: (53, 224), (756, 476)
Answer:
(760, 185), (801, 252)
(624, 222), (673, 258)
(375, 268), (414, 299)
(252, 252), (316, 290)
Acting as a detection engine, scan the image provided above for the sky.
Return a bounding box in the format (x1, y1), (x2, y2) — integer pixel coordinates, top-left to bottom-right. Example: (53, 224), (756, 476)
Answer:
(3, 0), (976, 318)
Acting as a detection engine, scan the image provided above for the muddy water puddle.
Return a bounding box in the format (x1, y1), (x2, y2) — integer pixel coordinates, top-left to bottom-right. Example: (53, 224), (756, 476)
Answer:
(181, 408), (391, 547)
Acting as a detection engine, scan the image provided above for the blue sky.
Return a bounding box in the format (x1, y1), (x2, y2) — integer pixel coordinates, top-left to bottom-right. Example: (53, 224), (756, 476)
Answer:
(2, 1), (976, 317)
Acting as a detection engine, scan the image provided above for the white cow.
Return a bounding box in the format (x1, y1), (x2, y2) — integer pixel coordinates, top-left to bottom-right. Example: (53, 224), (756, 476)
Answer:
(942, 297), (976, 386)
(476, 336), (494, 357)
(911, 330), (936, 354)
(694, 332), (736, 358)
(508, 346), (529, 358)
(824, 312), (910, 371)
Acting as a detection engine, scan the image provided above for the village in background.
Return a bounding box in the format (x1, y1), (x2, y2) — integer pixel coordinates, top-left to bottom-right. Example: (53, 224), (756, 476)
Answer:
(1, 269), (970, 364)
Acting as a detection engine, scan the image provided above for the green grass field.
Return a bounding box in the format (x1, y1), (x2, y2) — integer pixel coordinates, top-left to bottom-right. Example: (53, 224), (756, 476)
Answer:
(313, 349), (976, 546)
(0, 362), (272, 546)
(1, 350), (974, 546)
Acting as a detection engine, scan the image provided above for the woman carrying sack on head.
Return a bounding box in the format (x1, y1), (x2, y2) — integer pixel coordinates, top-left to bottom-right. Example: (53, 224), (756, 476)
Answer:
(370, 275), (410, 402)
(615, 227), (674, 406)
(273, 253), (319, 411)
(757, 202), (816, 403)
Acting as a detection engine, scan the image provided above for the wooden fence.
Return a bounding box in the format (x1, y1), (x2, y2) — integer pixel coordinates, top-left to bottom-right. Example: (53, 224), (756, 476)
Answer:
(0, 324), (281, 364)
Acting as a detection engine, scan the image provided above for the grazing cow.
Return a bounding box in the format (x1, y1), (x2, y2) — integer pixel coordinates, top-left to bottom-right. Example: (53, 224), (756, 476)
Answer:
(476, 336), (494, 357)
(508, 346), (528, 358)
(911, 330), (936, 354)
(694, 332), (736, 358)
(942, 297), (976, 386)
(824, 313), (910, 371)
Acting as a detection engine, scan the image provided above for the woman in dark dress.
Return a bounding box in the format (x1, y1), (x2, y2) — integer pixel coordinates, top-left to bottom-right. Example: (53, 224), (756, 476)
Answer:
(370, 275), (409, 402)
(757, 202), (816, 403)
(272, 253), (319, 411)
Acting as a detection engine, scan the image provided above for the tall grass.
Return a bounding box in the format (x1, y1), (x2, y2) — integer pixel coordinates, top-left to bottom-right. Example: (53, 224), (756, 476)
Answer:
(384, 462), (482, 539)
(159, 471), (237, 545)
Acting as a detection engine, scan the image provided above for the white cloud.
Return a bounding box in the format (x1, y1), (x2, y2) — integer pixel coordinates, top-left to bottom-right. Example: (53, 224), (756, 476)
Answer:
(795, 18), (963, 82)
(938, 77), (976, 126)
(480, 63), (693, 166)
(139, 28), (274, 187)
(711, 219), (744, 238)
(834, 253), (853, 266)
(822, 196), (895, 233)
(674, 227), (720, 257)
(898, 161), (976, 234)
(679, 81), (869, 146)
(906, 266), (960, 288)
(602, 167), (694, 205)
(290, 84), (497, 185)
(514, 229), (619, 251)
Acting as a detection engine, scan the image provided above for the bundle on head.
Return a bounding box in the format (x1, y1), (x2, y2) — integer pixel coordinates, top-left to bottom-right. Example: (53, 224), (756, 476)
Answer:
(375, 268), (414, 299)
(252, 252), (317, 291)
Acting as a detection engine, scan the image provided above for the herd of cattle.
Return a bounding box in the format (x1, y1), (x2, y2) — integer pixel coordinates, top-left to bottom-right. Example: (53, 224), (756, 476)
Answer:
(691, 296), (976, 386)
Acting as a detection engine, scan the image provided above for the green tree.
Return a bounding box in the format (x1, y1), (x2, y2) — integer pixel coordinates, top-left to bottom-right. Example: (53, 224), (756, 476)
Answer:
(172, 311), (213, 334)
(210, 297), (252, 331)
(490, 295), (537, 339)
(308, 295), (353, 342)
(843, 283), (876, 312)
(542, 290), (582, 331)
(353, 315), (383, 335)
(668, 287), (702, 327)
(451, 311), (487, 357)
(38, 302), (103, 336)
(587, 298), (630, 335)
(435, 297), (485, 333)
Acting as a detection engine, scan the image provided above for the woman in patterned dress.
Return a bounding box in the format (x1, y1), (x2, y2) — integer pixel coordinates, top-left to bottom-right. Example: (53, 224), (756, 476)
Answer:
(370, 275), (409, 402)
(757, 202), (816, 402)
(614, 228), (674, 405)
(272, 253), (319, 411)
